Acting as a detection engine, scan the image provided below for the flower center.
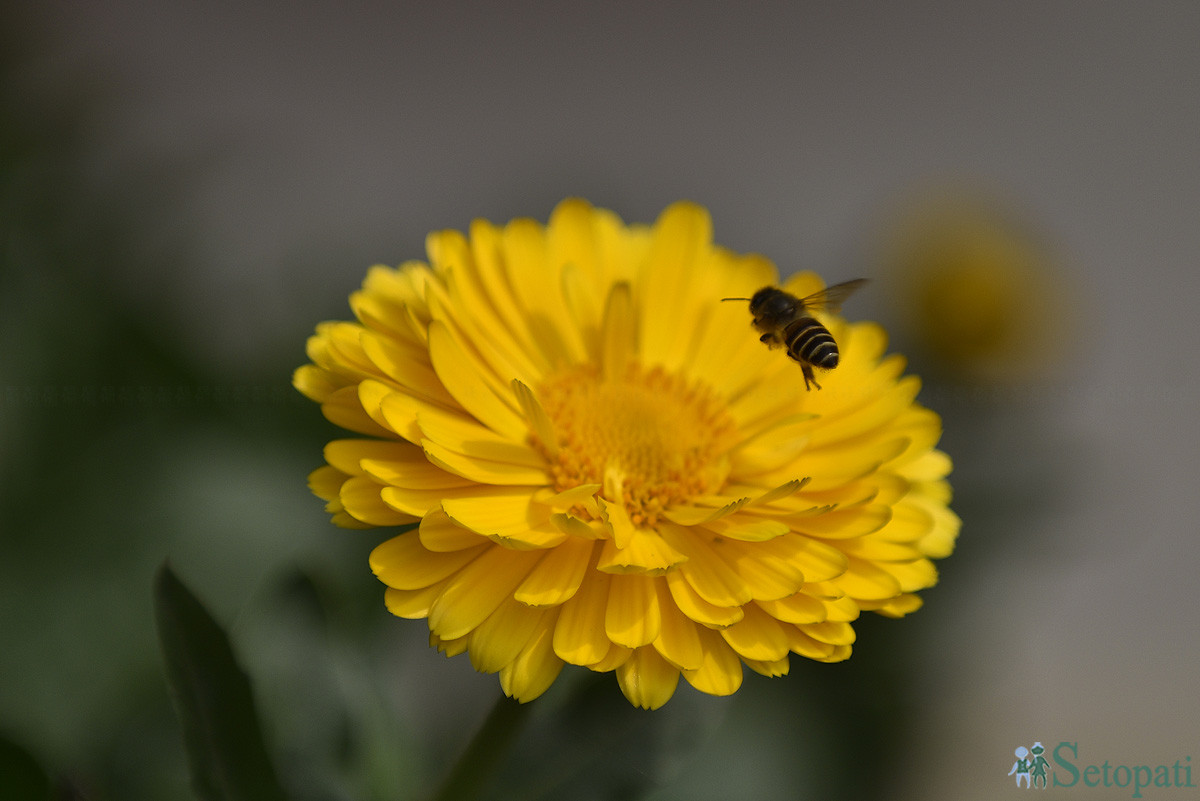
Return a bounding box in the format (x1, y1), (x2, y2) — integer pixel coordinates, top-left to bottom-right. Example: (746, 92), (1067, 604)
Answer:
(536, 363), (736, 527)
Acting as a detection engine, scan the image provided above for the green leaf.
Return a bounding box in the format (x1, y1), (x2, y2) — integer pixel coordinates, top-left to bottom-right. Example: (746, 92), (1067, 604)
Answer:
(0, 734), (51, 801)
(153, 563), (289, 801)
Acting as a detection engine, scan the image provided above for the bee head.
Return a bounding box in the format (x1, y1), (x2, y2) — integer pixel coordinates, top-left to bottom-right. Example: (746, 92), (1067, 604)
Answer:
(747, 287), (794, 319)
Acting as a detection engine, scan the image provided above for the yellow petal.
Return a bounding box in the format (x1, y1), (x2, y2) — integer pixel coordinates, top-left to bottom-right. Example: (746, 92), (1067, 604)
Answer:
(713, 539), (807, 602)
(681, 627), (743, 697)
(339, 476), (420, 527)
(786, 437), (910, 492)
(293, 364), (340, 403)
(430, 632), (470, 658)
(653, 586), (704, 671)
(885, 558), (939, 593)
(834, 556), (902, 601)
(360, 329), (457, 407)
(370, 533), (487, 591)
(502, 218), (590, 367)
(384, 583), (445, 619)
(550, 512), (602, 540)
(513, 536), (595, 607)
(418, 507), (487, 552)
(434, 273), (545, 391)
(783, 625), (837, 660)
(510, 379), (558, 455)
(324, 438), (420, 476)
(899, 449), (953, 482)
(553, 569), (613, 667)
(801, 620), (857, 646)
(638, 202), (713, 370)
(321, 385), (392, 438)
(605, 573), (661, 649)
(382, 485), (509, 518)
(428, 321), (526, 440)
(539, 484), (602, 510)
(720, 603), (790, 662)
(755, 593), (828, 625)
(659, 523), (752, 608)
(407, 395), (547, 469)
(616, 646), (680, 710)
(663, 569), (744, 628)
(744, 656), (791, 678)
(469, 599), (546, 674)
(422, 438), (550, 486)
(357, 380), (399, 433)
(307, 464), (348, 502)
(428, 546), (543, 640)
(441, 489), (562, 548)
(595, 495), (636, 550)
(784, 536), (849, 584)
(701, 515), (790, 542)
(499, 617), (564, 702)
(600, 281), (635, 383)
(460, 220), (552, 375)
(596, 528), (687, 575)
(795, 505), (893, 540)
(588, 642), (633, 673)
(822, 594), (861, 622)
(359, 451), (477, 490)
(864, 593), (924, 618)
(803, 375), (921, 449)
(836, 536), (921, 563)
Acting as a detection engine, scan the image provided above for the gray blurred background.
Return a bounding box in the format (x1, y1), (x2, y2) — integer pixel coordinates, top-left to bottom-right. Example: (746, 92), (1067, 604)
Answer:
(3, 2), (1199, 799)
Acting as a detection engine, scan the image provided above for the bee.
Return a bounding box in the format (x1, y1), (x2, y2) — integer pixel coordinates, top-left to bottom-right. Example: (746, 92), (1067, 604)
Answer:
(723, 278), (868, 390)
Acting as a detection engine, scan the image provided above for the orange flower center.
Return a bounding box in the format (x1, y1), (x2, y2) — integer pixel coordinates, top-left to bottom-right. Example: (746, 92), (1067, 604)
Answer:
(536, 363), (736, 527)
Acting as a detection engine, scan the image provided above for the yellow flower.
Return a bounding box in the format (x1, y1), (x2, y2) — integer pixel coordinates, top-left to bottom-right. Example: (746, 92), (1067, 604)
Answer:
(881, 189), (1070, 383)
(294, 199), (958, 709)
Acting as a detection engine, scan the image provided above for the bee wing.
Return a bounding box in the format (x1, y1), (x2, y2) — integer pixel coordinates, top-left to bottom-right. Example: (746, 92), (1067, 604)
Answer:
(797, 278), (868, 313)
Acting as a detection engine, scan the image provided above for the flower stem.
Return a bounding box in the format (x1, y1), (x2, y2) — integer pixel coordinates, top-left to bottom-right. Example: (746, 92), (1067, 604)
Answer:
(429, 695), (532, 801)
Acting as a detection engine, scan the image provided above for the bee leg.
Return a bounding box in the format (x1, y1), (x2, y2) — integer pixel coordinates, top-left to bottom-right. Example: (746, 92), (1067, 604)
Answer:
(801, 364), (821, 391)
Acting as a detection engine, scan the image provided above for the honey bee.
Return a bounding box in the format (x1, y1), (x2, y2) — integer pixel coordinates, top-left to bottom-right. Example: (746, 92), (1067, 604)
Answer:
(723, 278), (868, 390)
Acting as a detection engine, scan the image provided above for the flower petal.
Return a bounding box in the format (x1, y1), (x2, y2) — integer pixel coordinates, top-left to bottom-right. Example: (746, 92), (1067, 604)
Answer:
(370, 533), (487, 591)
(605, 573), (661, 649)
(340, 476), (420, 526)
(681, 627), (743, 697)
(659, 523), (753, 608)
(427, 546), (543, 640)
(442, 489), (564, 550)
(553, 569), (613, 667)
(638, 202), (713, 370)
(653, 585), (704, 671)
(664, 569), (745, 628)
(596, 528), (687, 575)
(755, 593), (828, 625)
(513, 536), (595, 607)
(617, 646), (680, 710)
(418, 507), (487, 552)
(428, 321), (526, 440)
(468, 599), (546, 674)
(720, 603), (791, 661)
(499, 616), (563, 702)
(422, 438), (550, 485)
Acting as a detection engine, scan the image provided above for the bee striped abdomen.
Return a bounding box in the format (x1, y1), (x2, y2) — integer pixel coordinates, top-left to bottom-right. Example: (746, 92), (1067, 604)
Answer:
(784, 317), (839, 367)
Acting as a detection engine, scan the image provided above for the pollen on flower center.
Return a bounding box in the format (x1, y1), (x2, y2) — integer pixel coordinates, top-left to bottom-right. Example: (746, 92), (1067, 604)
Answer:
(535, 364), (736, 527)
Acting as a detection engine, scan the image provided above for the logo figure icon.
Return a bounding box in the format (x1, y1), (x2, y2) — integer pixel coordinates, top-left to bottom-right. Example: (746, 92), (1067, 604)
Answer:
(1030, 742), (1050, 788)
(1009, 745), (1033, 788)
(1009, 741), (1052, 789)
